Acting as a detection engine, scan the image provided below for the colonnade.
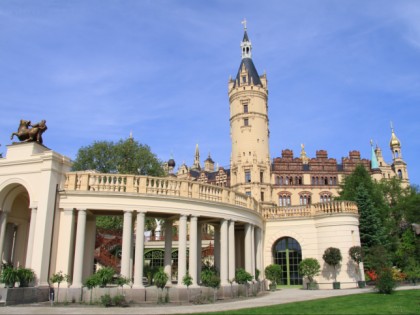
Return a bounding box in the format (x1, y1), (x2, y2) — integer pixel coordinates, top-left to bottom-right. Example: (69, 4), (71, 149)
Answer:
(54, 208), (262, 288)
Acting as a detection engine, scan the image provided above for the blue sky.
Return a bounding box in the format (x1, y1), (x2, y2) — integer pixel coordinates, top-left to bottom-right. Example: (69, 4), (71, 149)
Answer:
(1, 1), (419, 185)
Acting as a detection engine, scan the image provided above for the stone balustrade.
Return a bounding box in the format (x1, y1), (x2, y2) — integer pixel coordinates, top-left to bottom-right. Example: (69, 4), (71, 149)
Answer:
(64, 172), (262, 213)
(262, 200), (358, 219)
(64, 172), (357, 219)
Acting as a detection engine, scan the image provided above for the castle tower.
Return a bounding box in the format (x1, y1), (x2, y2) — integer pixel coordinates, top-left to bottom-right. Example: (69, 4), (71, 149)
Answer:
(228, 21), (272, 203)
(389, 123), (409, 185)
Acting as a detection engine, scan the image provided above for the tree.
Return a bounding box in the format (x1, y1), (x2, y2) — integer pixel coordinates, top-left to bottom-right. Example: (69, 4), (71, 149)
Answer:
(356, 184), (385, 248)
(182, 272), (193, 302)
(50, 271), (70, 303)
(264, 264), (282, 289)
(72, 138), (164, 176)
(322, 247), (342, 283)
(235, 268), (253, 297)
(72, 138), (165, 230)
(299, 258), (321, 288)
(153, 268), (169, 303)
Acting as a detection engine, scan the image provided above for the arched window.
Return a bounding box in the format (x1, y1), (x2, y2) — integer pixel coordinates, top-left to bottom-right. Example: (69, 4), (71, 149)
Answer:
(398, 169), (402, 179)
(280, 176), (283, 185)
(272, 237), (303, 285)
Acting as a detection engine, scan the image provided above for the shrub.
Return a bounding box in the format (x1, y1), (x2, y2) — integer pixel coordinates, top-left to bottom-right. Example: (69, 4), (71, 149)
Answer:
(153, 268), (168, 290)
(404, 259), (420, 284)
(100, 294), (112, 307)
(265, 264), (282, 286)
(0, 266), (18, 288)
(375, 268), (396, 294)
(17, 267), (35, 287)
(95, 267), (115, 287)
(84, 275), (99, 304)
(112, 294), (128, 307)
(323, 247), (342, 282)
(235, 268), (253, 284)
(299, 258), (321, 285)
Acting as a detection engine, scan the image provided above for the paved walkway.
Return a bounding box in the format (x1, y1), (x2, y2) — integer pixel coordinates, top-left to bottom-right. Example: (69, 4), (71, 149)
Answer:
(1, 285), (418, 314)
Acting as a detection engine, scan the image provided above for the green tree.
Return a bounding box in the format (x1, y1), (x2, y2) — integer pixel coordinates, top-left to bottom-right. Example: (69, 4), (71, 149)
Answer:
(72, 138), (164, 176)
(356, 184), (385, 248)
(299, 258), (321, 287)
(264, 264), (282, 288)
(72, 138), (165, 230)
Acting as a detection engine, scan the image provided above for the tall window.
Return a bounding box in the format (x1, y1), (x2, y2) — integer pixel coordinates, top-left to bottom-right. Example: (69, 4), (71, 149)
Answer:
(260, 171), (264, 183)
(245, 170), (251, 183)
(273, 237), (302, 285)
(243, 104), (248, 113)
(244, 118), (249, 126)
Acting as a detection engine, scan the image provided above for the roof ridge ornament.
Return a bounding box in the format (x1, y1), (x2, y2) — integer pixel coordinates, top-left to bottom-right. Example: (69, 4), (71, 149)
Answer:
(241, 18), (247, 30)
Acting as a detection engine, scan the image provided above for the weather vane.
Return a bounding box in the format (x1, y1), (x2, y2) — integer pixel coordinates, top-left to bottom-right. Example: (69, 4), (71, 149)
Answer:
(241, 18), (247, 30)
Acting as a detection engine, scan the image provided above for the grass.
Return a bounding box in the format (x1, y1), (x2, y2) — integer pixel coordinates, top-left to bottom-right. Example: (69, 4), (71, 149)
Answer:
(200, 290), (420, 314)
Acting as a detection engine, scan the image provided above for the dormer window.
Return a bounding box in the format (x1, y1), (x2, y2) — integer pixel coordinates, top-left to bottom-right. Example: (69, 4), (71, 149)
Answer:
(242, 76), (247, 83)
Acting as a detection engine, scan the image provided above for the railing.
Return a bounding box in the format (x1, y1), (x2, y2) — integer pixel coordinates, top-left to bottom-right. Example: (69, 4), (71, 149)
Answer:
(64, 172), (263, 214)
(262, 201), (358, 219)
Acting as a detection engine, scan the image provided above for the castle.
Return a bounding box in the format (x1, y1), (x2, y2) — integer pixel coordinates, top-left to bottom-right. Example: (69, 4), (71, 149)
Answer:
(0, 24), (409, 303)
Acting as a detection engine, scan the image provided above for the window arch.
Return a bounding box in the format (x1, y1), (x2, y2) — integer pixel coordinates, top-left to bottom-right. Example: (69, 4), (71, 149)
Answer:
(278, 192), (292, 207)
(272, 237), (303, 285)
(397, 169), (402, 179)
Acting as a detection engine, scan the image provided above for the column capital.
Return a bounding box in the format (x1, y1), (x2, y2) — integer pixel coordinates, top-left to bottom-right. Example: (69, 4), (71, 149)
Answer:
(63, 208), (74, 214)
(30, 206), (38, 211)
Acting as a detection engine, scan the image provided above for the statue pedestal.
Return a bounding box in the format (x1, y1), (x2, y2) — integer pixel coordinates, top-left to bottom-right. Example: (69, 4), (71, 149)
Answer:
(5, 142), (50, 160)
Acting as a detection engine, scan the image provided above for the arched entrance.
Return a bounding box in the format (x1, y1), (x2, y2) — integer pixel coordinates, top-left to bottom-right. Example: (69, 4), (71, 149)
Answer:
(272, 237), (302, 285)
(0, 183), (31, 268)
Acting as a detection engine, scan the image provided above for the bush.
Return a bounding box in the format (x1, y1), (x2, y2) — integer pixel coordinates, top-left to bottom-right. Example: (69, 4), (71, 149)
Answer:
(375, 268), (396, 294)
(17, 267), (35, 287)
(112, 294), (128, 307)
(265, 264), (282, 286)
(100, 294), (112, 307)
(299, 258), (321, 285)
(153, 268), (168, 290)
(95, 267), (115, 287)
(0, 266), (18, 287)
(235, 268), (252, 284)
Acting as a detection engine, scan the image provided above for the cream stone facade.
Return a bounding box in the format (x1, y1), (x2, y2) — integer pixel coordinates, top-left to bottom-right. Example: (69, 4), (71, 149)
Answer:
(0, 25), (410, 302)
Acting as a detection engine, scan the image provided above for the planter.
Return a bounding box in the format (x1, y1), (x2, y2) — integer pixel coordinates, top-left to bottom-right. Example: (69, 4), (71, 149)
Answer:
(333, 282), (340, 289)
(307, 282), (318, 290)
(357, 280), (366, 288)
(269, 283), (277, 291)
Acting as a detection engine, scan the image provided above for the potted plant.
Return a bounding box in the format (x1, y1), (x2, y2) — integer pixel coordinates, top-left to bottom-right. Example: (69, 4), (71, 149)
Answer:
(349, 246), (365, 288)
(0, 266), (18, 288)
(235, 268), (253, 297)
(153, 268), (169, 303)
(95, 267), (115, 287)
(264, 264), (282, 291)
(323, 247), (342, 289)
(17, 267), (35, 287)
(299, 258), (321, 290)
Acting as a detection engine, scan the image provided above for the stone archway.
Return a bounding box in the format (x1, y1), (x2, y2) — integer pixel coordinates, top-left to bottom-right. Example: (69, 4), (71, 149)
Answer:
(0, 183), (33, 268)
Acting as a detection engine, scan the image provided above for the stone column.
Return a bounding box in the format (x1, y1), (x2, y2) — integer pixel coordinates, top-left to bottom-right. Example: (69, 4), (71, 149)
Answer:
(244, 223), (252, 275)
(255, 227), (262, 280)
(133, 211), (145, 288)
(177, 215), (187, 286)
(251, 225), (255, 278)
(164, 219), (173, 286)
(0, 211), (8, 265)
(3, 223), (15, 264)
(121, 211), (133, 280)
(25, 207), (37, 268)
(214, 224), (220, 271)
(71, 209), (87, 288)
(196, 222), (202, 284)
(228, 220), (236, 282)
(189, 216), (198, 286)
(220, 219), (229, 286)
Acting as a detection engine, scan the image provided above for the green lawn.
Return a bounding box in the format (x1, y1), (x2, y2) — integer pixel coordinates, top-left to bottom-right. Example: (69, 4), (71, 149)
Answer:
(201, 290), (420, 314)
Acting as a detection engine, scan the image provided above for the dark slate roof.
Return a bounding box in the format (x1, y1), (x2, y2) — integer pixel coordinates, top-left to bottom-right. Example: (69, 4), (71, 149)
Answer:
(233, 58), (262, 88)
(243, 30), (250, 42)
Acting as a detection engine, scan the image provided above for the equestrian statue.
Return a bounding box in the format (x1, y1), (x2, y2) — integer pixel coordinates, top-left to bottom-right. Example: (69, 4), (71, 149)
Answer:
(10, 119), (48, 144)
